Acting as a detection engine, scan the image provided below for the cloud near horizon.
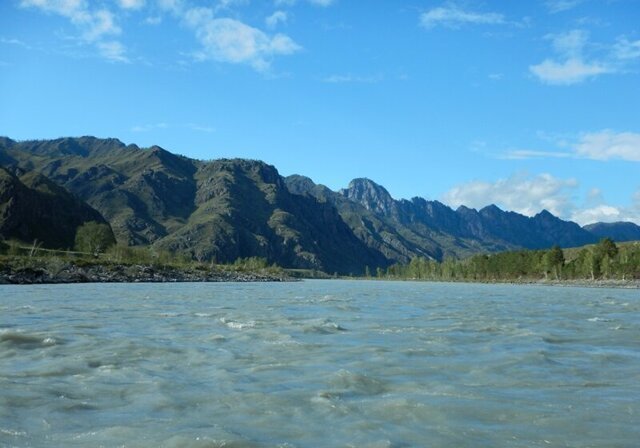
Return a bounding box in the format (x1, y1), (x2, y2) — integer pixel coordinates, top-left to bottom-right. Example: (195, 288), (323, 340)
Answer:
(442, 173), (577, 219)
(442, 173), (640, 225)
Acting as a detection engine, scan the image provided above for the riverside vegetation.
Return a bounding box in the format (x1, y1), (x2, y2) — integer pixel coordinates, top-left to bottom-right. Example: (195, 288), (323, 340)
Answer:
(377, 238), (640, 285)
(0, 224), (287, 284)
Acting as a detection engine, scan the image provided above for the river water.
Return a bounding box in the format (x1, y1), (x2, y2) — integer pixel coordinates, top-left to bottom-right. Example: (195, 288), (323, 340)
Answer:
(1, 280), (638, 447)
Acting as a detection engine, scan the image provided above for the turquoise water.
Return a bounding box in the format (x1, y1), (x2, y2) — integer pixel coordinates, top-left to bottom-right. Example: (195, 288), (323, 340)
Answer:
(1, 280), (639, 447)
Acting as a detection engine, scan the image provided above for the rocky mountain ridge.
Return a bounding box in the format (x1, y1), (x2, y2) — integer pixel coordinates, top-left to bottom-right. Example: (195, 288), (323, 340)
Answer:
(1, 136), (637, 274)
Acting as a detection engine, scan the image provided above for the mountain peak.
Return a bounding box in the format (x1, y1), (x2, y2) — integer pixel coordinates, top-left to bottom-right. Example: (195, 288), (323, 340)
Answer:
(340, 178), (397, 216)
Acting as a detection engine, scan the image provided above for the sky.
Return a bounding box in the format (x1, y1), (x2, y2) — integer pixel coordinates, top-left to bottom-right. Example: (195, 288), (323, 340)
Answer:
(1, 0), (639, 225)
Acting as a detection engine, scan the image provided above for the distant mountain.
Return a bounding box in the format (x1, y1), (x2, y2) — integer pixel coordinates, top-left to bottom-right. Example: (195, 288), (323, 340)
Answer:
(0, 166), (112, 249)
(1, 136), (625, 273)
(584, 221), (640, 242)
(337, 177), (596, 250)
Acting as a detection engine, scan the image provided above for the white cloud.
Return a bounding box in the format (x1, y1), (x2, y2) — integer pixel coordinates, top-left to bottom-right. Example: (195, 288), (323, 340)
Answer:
(20, 0), (127, 62)
(529, 30), (613, 85)
(266, 10), (287, 29)
(530, 58), (610, 85)
(571, 205), (625, 225)
(420, 5), (505, 29)
(570, 187), (640, 225)
(443, 173), (640, 225)
(442, 173), (578, 218)
(184, 8), (301, 71)
(118, 0), (145, 10)
(545, 0), (584, 13)
(574, 130), (640, 161)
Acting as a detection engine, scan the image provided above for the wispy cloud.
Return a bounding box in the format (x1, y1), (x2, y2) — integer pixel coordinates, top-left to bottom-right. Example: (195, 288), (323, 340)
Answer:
(97, 40), (129, 62)
(500, 149), (572, 160)
(0, 37), (33, 49)
(420, 4), (506, 29)
(275, 0), (336, 6)
(20, 0), (129, 62)
(529, 30), (612, 85)
(545, 0), (585, 13)
(265, 10), (288, 29)
(614, 38), (640, 60)
(322, 73), (383, 83)
(500, 130), (640, 162)
(117, 0), (146, 10)
(131, 122), (215, 133)
(131, 123), (168, 132)
(187, 123), (216, 133)
(530, 30), (640, 86)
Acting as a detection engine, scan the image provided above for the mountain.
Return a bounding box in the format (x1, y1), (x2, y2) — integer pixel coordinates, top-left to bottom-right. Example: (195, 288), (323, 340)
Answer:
(0, 137), (383, 274)
(0, 167), (112, 249)
(0, 136), (621, 273)
(334, 177), (596, 254)
(584, 221), (640, 242)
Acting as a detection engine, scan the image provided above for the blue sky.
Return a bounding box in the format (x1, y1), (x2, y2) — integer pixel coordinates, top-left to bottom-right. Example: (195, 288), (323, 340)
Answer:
(1, 0), (639, 224)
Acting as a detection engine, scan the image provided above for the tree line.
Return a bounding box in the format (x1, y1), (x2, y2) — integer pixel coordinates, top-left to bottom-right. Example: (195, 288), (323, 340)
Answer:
(377, 238), (640, 282)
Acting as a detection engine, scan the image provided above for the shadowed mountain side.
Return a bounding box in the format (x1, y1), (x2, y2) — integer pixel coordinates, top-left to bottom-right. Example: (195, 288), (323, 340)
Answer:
(154, 160), (388, 274)
(0, 167), (113, 248)
(1, 137), (198, 245)
(584, 221), (640, 242)
(286, 175), (505, 262)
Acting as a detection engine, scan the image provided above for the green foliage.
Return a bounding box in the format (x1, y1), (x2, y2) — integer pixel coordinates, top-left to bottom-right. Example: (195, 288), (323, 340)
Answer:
(383, 241), (640, 282)
(233, 257), (269, 271)
(75, 222), (116, 256)
(543, 245), (564, 279)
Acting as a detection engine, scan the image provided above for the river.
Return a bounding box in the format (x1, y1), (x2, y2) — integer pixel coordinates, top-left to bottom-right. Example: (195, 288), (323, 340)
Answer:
(1, 280), (638, 447)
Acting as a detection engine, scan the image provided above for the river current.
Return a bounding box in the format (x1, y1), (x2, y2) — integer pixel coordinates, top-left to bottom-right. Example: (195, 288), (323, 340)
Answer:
(1, 280), (638, 447)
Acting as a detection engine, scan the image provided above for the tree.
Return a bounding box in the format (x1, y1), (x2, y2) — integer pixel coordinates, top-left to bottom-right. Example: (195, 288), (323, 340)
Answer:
(595, 238), (618, 259)
(594, 238), (618, 279)
(543, 245), (565, 280)
(75, 222), (116, 256)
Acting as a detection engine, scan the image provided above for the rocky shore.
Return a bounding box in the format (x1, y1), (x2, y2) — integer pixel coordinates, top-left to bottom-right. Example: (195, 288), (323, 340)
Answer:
(0, 261), (290, 284)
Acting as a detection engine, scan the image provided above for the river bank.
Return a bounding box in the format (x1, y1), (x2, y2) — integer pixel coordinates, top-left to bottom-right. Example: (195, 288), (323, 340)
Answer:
(0, 258), (290, 284)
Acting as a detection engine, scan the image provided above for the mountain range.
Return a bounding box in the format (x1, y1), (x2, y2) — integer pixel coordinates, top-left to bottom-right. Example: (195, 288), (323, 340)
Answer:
(1, 136), (639, 274)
